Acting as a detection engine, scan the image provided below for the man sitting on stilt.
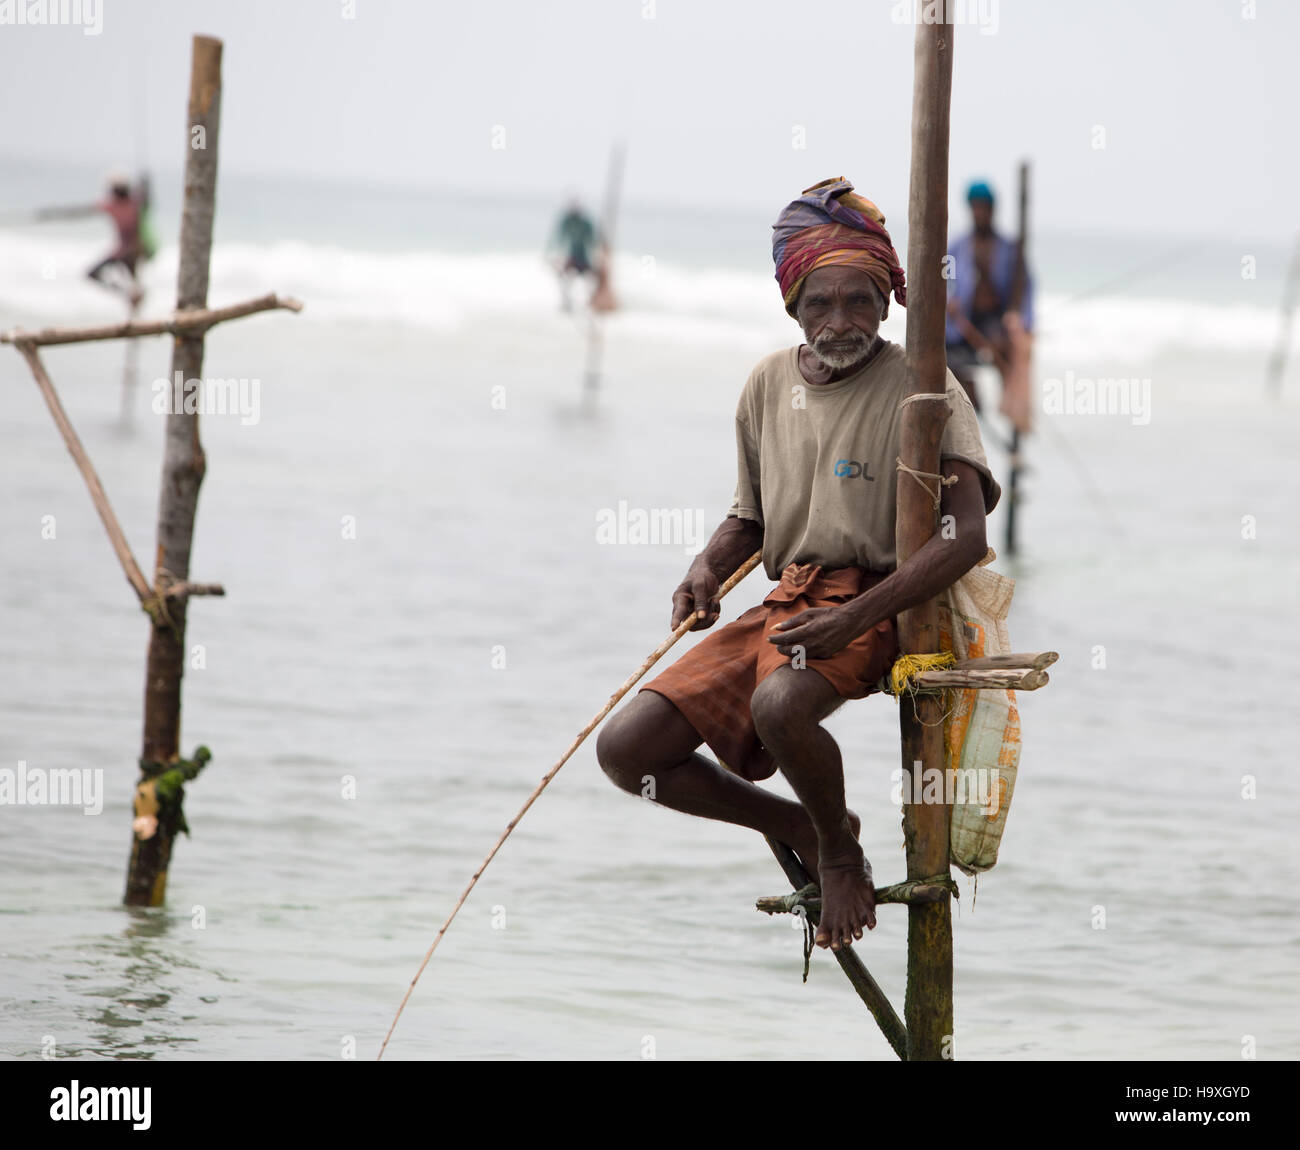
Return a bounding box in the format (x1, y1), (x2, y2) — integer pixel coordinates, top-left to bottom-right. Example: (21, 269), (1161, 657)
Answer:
(597, 178), (1000, 951)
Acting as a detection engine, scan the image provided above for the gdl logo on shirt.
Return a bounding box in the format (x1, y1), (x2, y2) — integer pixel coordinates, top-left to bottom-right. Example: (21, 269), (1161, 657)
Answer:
(833, 459), (876, 481)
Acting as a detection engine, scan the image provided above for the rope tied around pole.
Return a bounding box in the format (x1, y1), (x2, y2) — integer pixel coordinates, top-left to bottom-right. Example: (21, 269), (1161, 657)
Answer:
(143, 567), (188, 636)
(885, 654), (958, 728)
(797, 901), (815, 983)
(762, 872), (961, 983)
(895, 456), (957, 512)
(896, 389), (957, 511)
(887, 651), (956, 698)
(141, 591), (177, 635)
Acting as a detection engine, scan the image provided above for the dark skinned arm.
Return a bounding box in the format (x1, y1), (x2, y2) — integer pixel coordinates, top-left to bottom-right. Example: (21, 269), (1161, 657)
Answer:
(669, 515), (763, 632)
(768, 459), (988, 659)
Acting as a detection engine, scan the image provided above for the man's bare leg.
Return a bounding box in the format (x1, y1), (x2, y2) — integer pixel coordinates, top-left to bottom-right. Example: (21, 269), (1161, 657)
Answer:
(596, 690), (857, 878)
(750, 665), (876, 951)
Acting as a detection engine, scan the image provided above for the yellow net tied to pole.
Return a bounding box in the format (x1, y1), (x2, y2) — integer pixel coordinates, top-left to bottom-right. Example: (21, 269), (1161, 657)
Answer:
(887, 651), (956, 698)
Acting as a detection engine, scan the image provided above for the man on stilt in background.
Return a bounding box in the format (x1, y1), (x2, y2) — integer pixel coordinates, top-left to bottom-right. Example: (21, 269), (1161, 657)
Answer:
(547, 198), (599, 313)
(944, 180), (1033, 415)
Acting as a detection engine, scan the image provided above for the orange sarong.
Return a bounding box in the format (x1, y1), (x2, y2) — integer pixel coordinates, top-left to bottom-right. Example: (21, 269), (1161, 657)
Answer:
(640, 561), (899, 781)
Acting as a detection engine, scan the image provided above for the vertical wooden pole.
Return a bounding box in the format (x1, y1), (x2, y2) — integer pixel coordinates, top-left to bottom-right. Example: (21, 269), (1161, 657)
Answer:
(581, 316), (604, 404)
(120, 298), (141, 429)
(124, 35), (223, 907)
(1004, 160), (1029, 556)
(1265, 232), (1300, 399)
(583, 142), (626, 401)
(898, 6), (955, 1061)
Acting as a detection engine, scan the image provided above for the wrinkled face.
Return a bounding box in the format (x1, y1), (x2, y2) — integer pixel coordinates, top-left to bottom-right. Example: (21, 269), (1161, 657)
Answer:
(795, 265), (887, 371)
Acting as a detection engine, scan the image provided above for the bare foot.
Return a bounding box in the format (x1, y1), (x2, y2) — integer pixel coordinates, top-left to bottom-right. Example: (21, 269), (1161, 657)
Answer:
(779, 813), (875, 948)
(786, 809), (860, 879)
(815, 849), (877, 951)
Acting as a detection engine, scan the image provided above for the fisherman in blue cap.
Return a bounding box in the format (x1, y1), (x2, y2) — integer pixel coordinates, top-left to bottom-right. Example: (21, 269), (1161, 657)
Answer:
(944, 180), (1034, 412)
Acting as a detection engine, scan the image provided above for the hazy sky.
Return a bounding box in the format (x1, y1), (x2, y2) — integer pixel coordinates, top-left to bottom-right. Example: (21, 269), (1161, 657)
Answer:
(1, 0), (1295, 242)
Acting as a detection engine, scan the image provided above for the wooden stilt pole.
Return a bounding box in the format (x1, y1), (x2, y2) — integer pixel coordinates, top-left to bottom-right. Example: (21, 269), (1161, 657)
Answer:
(583, 141), (626, 403)
(1004, 161), (1030, 556)
(124, 34), (224, 908)
(1265, 232), (1300, 399)
(581, 316), (604, 406)
(762, 838), (908, 1059)
(120, 298), (141, 429)
(898, 6), (956, 1062)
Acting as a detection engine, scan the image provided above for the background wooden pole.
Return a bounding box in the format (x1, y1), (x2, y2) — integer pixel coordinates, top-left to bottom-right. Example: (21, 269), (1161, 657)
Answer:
(1005, 160), (1030, 556)
(2, 292), (301, 348)
(120, 298), (141, 429)
(583, 141), (626, 402)
(898, 6), (956, 1062)
(125, 34), (223, 907)
(1265, 231), (1300, 399)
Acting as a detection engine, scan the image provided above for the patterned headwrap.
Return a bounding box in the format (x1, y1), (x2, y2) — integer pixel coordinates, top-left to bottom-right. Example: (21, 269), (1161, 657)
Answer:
(772, 177), (907, 319)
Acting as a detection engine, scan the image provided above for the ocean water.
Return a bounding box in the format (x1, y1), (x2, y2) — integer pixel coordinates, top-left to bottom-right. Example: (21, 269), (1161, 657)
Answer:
(1, 165), (1298, 1061)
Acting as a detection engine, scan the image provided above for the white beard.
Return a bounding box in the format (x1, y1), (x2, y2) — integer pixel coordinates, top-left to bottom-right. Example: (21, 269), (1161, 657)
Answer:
(810, 331), (875, 371)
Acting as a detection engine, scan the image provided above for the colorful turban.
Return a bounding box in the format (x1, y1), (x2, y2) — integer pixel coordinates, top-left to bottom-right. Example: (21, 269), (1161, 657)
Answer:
(772, 177), (907, 319)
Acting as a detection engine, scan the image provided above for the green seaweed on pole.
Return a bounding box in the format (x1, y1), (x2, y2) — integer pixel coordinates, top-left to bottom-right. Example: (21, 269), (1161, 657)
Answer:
(138, 745), (212, 838)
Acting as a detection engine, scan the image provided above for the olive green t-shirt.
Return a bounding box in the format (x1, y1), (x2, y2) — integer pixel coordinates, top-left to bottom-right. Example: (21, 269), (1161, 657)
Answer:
(726, 341), (1000, 578)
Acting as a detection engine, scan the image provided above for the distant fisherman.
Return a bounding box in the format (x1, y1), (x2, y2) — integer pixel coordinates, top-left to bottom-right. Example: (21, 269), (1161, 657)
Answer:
(38, 171), (156, 306)
(944, 179), (1034, 414)
(597, 178), (1000, 951)
(546, 198), (599, 312)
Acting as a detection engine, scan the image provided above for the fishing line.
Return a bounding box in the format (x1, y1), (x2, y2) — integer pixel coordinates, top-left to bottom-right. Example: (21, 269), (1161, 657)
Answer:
(376, 549), (763, 1059)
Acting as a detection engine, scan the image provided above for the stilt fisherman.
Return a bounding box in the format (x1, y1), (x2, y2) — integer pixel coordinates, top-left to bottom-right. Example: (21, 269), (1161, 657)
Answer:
(597, 178), (1000, 951)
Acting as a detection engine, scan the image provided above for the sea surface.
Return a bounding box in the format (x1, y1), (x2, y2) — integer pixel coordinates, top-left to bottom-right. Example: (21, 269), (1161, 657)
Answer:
(1, 162), (1297, 1060)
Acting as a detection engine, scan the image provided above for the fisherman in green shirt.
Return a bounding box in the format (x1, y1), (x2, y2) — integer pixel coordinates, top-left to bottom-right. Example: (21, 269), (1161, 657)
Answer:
(547, 199), (598, 312)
